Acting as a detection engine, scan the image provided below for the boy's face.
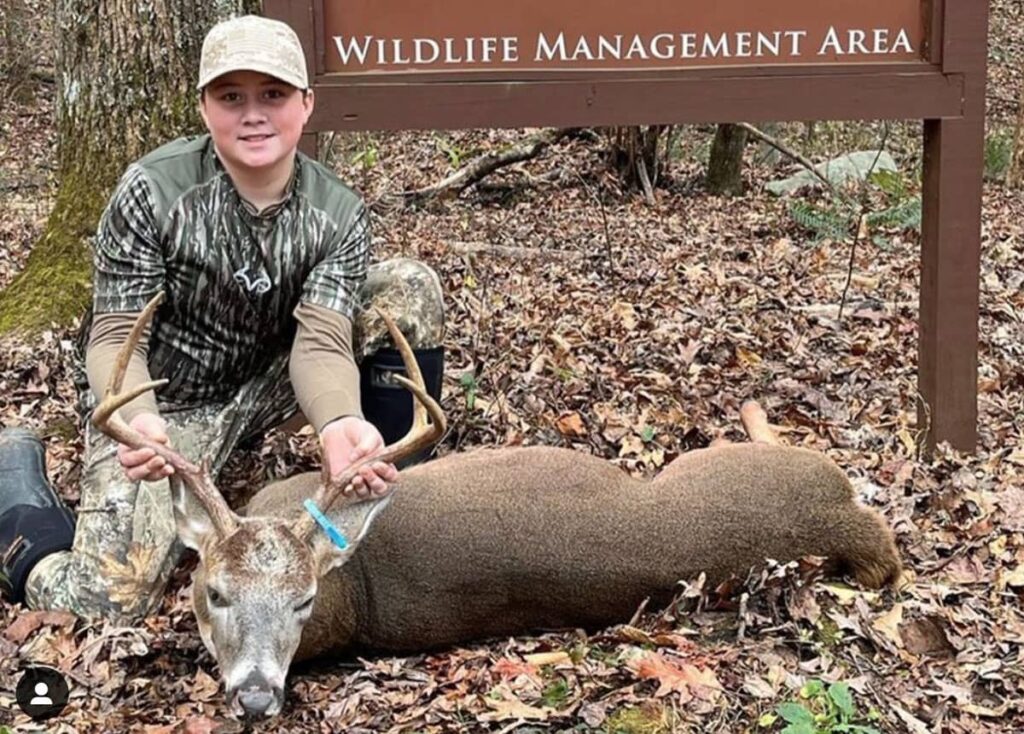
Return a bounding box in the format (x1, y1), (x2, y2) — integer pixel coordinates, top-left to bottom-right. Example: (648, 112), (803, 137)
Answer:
(199, 70), (314, 174)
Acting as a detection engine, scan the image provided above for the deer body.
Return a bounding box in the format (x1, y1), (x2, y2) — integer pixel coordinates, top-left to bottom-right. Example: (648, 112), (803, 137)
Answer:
(95, 295), (898, 717)
(241, 443), (900, 661)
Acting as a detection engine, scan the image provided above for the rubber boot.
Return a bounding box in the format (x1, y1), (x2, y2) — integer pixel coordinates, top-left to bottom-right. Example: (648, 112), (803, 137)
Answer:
(360, 346), (444, 467)
(0, 428), (75, 603)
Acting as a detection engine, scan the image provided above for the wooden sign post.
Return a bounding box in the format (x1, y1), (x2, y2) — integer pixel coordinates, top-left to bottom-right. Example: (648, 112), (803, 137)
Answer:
(264, 0), (989, 451)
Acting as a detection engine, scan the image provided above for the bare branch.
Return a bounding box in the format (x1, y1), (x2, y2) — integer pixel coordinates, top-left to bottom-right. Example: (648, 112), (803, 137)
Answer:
(404, 128), (575, 204)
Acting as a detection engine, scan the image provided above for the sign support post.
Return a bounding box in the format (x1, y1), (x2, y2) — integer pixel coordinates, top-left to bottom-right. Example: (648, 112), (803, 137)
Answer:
(918, 1), (988, 451)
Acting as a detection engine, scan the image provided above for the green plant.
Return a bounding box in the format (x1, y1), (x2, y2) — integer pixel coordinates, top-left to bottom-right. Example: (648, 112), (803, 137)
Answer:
(434, 135), (466, 169)
(541, 678), (571, 708)
(984, 129), (1013, 181)
(787, 167), (921, 246)
(604, 705), (670, 734)
(350, 137), (379, 170)
(759, 680), (882, 734)
(787, 199), (852, 242)
(459, 372), (478, 410)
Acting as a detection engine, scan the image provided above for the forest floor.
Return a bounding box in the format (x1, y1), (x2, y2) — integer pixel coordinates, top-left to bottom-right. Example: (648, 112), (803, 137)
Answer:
(2, 2), (1024, 732)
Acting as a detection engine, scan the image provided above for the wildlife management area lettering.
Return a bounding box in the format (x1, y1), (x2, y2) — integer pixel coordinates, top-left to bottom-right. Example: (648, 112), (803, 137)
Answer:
(319, 0), (923, 74)
(332, 28), (916, 68)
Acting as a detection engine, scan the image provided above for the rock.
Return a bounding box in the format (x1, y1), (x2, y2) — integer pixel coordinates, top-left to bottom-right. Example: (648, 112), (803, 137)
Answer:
(766, 150), (899, 196)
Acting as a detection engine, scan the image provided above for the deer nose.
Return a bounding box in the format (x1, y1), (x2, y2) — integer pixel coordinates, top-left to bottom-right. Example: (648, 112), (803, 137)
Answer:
(237, 688), (277, 717)
(229, 671), (283, 718)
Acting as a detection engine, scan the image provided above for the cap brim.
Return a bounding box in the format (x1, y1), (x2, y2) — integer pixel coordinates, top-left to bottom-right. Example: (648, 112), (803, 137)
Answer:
(197, 61), (307, 91)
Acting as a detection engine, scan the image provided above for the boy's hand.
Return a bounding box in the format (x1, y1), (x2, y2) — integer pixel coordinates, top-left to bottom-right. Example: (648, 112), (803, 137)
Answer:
(320, 416), (398, 499)
(118, 412), (175, 482)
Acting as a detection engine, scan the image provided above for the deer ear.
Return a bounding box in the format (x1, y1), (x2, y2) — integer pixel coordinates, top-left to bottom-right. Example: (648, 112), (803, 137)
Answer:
(308, 494), (393, 575)
(170, 477), (219, 553)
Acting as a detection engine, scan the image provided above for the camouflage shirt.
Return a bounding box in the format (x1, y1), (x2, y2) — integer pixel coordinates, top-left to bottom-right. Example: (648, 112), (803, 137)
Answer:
(92, 134), (369, 408)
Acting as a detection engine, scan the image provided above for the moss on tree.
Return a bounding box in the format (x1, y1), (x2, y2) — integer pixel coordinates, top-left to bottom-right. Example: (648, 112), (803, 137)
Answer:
(0, 172), (105, 333)
(0, 0), (243, 336)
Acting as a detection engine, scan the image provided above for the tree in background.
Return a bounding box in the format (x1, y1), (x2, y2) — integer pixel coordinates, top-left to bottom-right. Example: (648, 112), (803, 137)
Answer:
(0, 0), (260, 334)
(705, 123), (748, 196)
(1, 0), (33, 103)
(605, 125), (671, 204)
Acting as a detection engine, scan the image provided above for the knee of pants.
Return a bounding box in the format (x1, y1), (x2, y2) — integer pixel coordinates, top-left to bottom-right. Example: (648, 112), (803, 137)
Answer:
(354, 259), (445, 359)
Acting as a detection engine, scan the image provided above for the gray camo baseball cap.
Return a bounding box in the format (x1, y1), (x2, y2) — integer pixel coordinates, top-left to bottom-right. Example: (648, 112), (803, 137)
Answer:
(197, 15), (309, 90)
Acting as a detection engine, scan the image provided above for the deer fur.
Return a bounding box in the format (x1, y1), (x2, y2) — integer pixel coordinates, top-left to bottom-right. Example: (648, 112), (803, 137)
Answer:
(235, 443), (900, 665)
(172, 414), (903, 720)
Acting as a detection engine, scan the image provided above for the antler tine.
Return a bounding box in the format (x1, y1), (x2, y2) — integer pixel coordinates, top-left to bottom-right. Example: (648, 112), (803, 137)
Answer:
(295, 310), (446, 540)
(91, 292), (238, 538)
(375, 308), (429, 432)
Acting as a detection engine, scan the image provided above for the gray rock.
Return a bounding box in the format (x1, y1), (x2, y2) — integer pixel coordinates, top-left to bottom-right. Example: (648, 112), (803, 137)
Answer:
(766, 150), (899, 196)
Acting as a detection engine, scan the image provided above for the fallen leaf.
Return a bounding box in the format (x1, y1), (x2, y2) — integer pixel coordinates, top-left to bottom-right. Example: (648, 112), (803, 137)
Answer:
(891, 704), (930, 734)
(493, 657), (539, 681)
(190, 669), (220, 703)
(940, 555), (990, 585)
(899, 616), (955, 658)
(743, 675), (777, 699)
(183, 716), (220, 734)
(872, 603), (905, 648)
(736, 346), (763, 367)
(611, 301), (638, 329)
(555, 412), (587, 437)
(821, 583), (878, 604)
(995, 487), (1024, 530)
(619, 434), (644, 457)
(630, 651), (721, 701)
(3, 610), (77, 644)
(1001, 564), (1024, 588)
(479, 695), (555, 722)
(578, 701), (608, 727)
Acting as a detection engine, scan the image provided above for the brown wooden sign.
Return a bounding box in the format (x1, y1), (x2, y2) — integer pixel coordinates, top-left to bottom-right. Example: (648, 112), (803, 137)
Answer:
(322, 0), (923, 74)
(264, 0), (990, 452)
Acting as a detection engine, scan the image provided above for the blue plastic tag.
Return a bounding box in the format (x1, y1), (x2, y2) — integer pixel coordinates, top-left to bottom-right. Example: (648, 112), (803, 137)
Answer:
(303, 499), (349, 550)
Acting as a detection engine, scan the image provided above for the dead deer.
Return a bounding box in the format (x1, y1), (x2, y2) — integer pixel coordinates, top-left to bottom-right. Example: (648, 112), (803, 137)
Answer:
(93, 293), (901, 719)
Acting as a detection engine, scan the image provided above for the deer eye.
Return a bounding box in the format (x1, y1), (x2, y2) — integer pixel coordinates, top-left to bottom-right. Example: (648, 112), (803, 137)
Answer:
(294, 596), (314, 614)
(207, 587), (230, 608)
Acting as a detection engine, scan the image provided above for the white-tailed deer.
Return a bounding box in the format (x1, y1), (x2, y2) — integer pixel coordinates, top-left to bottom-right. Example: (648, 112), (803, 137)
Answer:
(94, 294), (901, 718)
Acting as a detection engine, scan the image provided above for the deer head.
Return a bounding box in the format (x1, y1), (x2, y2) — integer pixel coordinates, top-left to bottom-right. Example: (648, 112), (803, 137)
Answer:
(92, 293), (446, 718)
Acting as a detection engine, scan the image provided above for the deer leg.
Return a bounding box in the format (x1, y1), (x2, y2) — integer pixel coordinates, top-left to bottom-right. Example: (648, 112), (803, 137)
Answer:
(740, 401), (780, 445)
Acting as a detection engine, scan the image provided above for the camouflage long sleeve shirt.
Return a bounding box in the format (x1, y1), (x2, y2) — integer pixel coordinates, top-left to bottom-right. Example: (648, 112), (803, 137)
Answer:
(90, 134), (369, 411)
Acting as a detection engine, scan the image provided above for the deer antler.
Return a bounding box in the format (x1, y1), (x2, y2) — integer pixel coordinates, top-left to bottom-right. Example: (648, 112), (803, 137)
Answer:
(293, 308), (446, 541)
(91, 292), (239, 538)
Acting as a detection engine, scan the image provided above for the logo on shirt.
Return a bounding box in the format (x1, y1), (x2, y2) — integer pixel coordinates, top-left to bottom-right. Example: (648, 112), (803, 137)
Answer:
(234, 266), (272, 295)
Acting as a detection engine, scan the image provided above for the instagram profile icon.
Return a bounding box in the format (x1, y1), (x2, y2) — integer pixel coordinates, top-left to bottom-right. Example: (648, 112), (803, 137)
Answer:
(15, 665), (69, 721)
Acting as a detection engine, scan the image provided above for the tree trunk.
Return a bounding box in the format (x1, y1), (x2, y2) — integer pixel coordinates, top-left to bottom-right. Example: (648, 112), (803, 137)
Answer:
(0, 0), (258, 334)
(1, 0), (34, 102)
(606, 125), (669, 200)
(706, 123), (748, 196)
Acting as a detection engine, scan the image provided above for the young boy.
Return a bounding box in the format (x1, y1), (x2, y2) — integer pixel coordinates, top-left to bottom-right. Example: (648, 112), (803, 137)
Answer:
(0, 15), (444, 620)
